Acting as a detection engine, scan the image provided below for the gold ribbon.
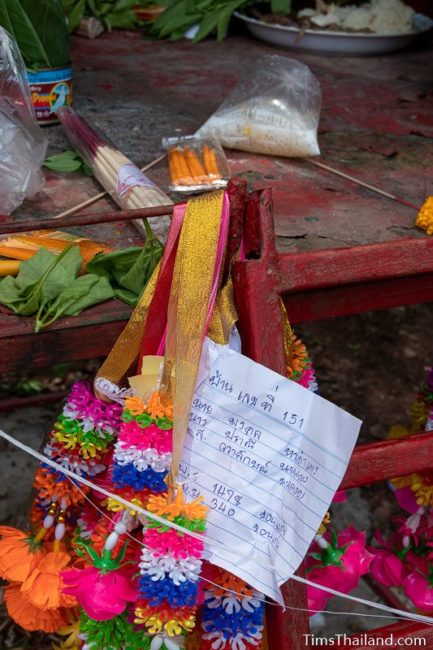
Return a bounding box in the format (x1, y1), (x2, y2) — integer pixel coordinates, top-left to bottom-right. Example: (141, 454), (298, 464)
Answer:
(94, 262), (161, 397)
(163, 190), (226, 488)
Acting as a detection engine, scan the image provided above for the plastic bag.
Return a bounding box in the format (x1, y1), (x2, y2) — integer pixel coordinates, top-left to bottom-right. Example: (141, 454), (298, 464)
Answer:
(0, 28), (47, 215)
(197, 55), (321, 158)
(163, 134), (229, 193)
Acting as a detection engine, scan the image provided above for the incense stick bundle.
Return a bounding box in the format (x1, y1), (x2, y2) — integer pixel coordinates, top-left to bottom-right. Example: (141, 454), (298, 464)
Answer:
(57, 108), (172, 241)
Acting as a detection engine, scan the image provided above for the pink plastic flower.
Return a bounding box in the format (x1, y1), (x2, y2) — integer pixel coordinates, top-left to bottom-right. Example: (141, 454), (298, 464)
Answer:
(403, 571), (433, 611)
(61, 565), (137, 620)
(306, 527), (373, 613)
(143, 529), (204, 559)
(119, 420), (154, 449)
(370, 551), (404, 587)
(395, 487), (419, 514)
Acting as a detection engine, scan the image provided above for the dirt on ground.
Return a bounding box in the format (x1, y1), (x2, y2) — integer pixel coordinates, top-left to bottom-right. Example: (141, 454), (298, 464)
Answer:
(0, 303), (432, 647)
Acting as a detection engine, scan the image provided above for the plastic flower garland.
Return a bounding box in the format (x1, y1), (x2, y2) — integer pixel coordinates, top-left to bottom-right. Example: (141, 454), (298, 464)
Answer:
(0, 381), (122, 633)
(3, 330), (388, 647)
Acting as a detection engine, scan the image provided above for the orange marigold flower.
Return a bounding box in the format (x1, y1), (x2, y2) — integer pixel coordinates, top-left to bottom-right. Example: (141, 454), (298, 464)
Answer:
(21, 551), (76, 610)
(0, 527), (44, 583)
(125, 396), (145, 416)
(416, 196), (433, 235)
(287, 338), (308, 378)
(4, 583), (70, 633)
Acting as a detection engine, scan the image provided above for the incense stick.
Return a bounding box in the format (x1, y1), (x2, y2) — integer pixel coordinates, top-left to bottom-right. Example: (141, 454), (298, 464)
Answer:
(52, 153), (167, 220)
(304, 158), (420, 211)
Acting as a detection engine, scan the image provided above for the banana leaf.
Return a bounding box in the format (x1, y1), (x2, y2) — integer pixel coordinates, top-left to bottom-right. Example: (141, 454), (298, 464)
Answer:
(0, 0), (69, 69)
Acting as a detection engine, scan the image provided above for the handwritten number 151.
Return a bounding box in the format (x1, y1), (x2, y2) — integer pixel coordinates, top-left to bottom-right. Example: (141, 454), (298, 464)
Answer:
(283, 412), (304, 429)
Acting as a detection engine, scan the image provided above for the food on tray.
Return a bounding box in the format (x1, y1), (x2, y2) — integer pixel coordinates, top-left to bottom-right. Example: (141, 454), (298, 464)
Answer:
(298, 0), (415, 34)
(250, 0), (417, 34)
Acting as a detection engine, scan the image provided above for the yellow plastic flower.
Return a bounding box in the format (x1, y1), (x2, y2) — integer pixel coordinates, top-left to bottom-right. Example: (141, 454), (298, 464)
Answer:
(52, 615), (81, 649)
(105, 496), (145, 515)
(145, 616), (163, 634)
(415, 196), (433, 235)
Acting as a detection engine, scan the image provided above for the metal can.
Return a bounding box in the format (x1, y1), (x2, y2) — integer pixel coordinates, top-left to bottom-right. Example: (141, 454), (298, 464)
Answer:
(27, 64), (73, 125)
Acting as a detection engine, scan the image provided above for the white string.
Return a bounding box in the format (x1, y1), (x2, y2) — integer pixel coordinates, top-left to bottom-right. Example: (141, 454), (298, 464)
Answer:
(2, 428), (433, 628)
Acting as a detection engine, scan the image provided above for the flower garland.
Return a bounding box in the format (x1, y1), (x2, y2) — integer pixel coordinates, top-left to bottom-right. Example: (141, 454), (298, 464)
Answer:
(54, 390), (207, 650)
(0, 381), (122, 634)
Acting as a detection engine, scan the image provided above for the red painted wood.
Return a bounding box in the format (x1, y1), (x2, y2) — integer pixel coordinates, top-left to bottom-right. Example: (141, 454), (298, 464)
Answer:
(0, 391), (66, 412)
(349, 621), (433, 649)
(233, 187), (433, 648)
(340, 432), (433, 490)
(234, 190), (287, 377)
(283, 272), (433, 323)
(0, 205), (173, 235)
(0, 315), (127, 373)
(278, 238), (433, 293)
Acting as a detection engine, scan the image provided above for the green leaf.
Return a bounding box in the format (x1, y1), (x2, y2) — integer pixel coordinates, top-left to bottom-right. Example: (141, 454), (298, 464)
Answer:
(0, 0), (50, 68)
(66, 0), (85, 33)
(63, 274), (114, 315)
(86, 239), (162, 306)
(270, 0), (291, 15)
(35, 273), (114, 330)
(0, 275), (22, 311)
(15, 248), (57, 291)
(86, 246), (142, 279)
(104, 9), (137, 30)
(43, 150), (92, 175)
(40, 245), (82, 303)
(9, 0), (70, 69)
(120, 239), (163, 295)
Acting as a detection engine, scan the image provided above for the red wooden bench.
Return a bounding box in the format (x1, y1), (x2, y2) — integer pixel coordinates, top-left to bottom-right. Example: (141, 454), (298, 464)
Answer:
(232, 183), (433, 649)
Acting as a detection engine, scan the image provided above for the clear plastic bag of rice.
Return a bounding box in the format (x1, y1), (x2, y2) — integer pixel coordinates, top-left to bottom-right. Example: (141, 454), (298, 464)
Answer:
(196, 55), (321, 158)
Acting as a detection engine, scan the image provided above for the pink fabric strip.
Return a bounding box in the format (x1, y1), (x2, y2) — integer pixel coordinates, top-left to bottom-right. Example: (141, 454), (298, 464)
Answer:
(155, 204), (186, 356)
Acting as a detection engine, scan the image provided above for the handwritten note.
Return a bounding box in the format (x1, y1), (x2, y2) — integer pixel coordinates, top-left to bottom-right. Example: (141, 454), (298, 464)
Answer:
(180, 338), (362, 604)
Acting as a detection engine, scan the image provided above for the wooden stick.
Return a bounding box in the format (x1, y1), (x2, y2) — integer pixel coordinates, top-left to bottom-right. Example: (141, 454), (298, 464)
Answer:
(304, 158), (419, 211)
(52, 153), (167, 220)
(0, 206), (174, 236)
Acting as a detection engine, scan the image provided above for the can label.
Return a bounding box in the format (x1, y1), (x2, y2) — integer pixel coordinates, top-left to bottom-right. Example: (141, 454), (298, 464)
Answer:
(27, 66), (73, 124)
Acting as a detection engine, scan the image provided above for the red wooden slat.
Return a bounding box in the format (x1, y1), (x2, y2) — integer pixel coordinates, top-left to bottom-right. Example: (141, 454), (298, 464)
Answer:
(283, 272), (433, 323)
(278, 238), (433, 293)
(341, 432), (433, 490)
(348, 621), (433, 649)
(0, 318), (127, 373)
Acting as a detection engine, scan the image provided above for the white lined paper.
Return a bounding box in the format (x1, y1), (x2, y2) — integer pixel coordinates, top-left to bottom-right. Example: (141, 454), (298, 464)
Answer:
(180, 338), (362, 603)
